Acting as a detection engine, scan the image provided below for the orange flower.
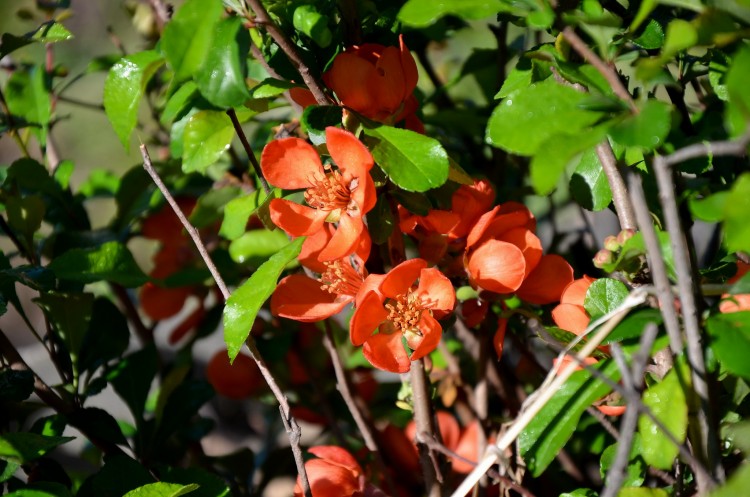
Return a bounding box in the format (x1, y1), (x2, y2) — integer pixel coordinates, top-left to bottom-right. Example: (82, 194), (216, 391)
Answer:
(720, 261), (750, 313)
(261, 127), (376, 262)
(294, 446), (365, 497)
(464, 203), (573, 303)
(551, 276), (596, 334)
(350, 259), (455, 373)
(323, 34), (419, 125)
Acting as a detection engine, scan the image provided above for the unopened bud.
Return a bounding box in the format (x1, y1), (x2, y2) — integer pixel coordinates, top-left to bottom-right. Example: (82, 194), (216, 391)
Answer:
(617, 229), (636, 246)
(593, 249), (614, 268)
(603, 235), (620, 252)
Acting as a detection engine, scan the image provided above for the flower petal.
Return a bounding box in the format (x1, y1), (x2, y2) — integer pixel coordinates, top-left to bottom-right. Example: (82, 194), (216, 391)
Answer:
(308, 446), (362, 474)
(271, 274), (350, 322)
(363, 332), (411, 373)
(324, 52), (378, 117)
(466, 206), (501, 250)
(467, 240), (526, 294)
(399, 34), (419, 96)
(497, 227), (542, 278)
(416, 267), (455, 312)
(261, 138), (322, 190)
(551, 303), (590, 335)
(326, 127), (374, 179)
(295, 459), (361, 497)
(318, 213), (363, 261)
(516, 254), (574, 304)
(371, 46), (407, 113)
(269, 198), (327, 237)
(355, 274), (386, 308)
(494, 318), (507, 358)
(453, 421), (481, 474)
(380, 258), (428, 298)
(409, 312), (442, 361)
(350, 291), (388, 346)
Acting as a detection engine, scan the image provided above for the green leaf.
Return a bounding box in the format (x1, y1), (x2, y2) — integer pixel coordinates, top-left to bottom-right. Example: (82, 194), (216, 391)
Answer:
(608, 100), (672, 150)
(161, 82), (198, 124)
(486, 78), (601, 156)
(632, 19), (665, 49)
(5, 195), (45, 242)
(559, 490), (598, 497)
(519, 360), (620, 475)
(30, 21), (73, 43)
(0, 369), (34, 402)
(293, 5), (332, 47)
(161, 0), (223, 82)
(79, 298), (130, 373)
(160, 468), (230, 497)
(123, 483), (199, 497)
(103, 50), (165, 147)
(34, 292), (94, 362)
(6, 483), (74, 497)
(662, 19), (698, 58)
(86, 454), (154, 497)
(107, 345), (158, 423)
(689, 191), (729, 222)
(709, 464), (750, 497)
(0, 33), (32, 59)
(48, 241), (148, 287)
(190, 186), (242, 228)
(156, 380), (214, 441)
(223, 237), (305, 361)
(724, 174), (750, 253)
(603, 309), (663, 344)
(619, 489), (670, 497)
(220, 190), (264, 240)
(229, 229), (291, 265)
(530, 128), (605, 195)
(182, 110), (234, 174)
(707, 312), (750, 380)
(364, 125), (449, 192)
(584, 278), (629, 320)
(248, 78), (297, 99)
(570, 146), (613, 211)
(726, 46), (750, 132)
(398, 0), (504, 27)
(69, 408), (128, 446)
(638, 363), (688, 469)
(369, 194), (395, 245)
(301, 105), (343, 146)
(600, 434), (646, 487)
(5, 66), (50, 146)
(195, 17), (250, 109)
(0, 433), (74, 464)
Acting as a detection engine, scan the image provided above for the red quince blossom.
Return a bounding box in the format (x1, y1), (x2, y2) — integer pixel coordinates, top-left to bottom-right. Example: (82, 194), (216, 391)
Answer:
(294, 446), (365, 497)
(720, 261), (750, 313)
(551, 276), (596, 334)
(464, 202), (573, 304)
(323, 34), (419, 126)
(350, 259), (456, 373)
(260, 127), (376, 262)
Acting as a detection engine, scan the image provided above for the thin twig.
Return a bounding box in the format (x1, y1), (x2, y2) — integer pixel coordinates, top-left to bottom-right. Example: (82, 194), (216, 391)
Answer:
(660, 128), (750, 167)
(111, 283), (154, 345)
(600, 324), (658, 497)
(245, 0), (331, 105)
(147, 0), (172, 30)
(652, 154), (723, 490)
(561, 27), (637, 113)
(410, 358), (443, 497)
(628, 174), (684, 356)
(139, 143), (312, 497)
(596, 141), (636, 230)
(226, 109), (271, 195)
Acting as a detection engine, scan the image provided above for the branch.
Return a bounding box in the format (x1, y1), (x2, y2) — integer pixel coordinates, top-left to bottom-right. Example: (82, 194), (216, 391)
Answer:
(596, 141), (637, 230)
(226, 108), (272, 195)
(410, 358), (444, 497)
(245, 0), (331, 106)
(561, 27), (637, 113)
(139, 144), (313, 497)
(660, 127), (750, 166)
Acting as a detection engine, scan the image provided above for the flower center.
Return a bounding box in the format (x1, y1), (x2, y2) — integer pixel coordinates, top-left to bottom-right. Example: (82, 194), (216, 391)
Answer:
(385, 291), (431, 333)
(304, 166), (354, 219)
(319, 260), (363, 297)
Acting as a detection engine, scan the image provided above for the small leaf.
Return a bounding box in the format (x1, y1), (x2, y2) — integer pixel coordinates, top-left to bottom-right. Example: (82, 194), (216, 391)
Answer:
(398, 0), (504, 27)
(726, 46), (750, 132)
(47, 241), (148, 287)
(600, 434), (646, 487)
(224, 237), (305, 361)
(5, 66), (50, 146)
(161, 0), (223, 81)
(570, 146), (613, 211)
(229, 229), (291, 265)
(689, 191), (729, 222)
(248, 78), (297, 99)
(724, 173), (750, 253)
(486, 78), (602, 156)
(0, 433), (74, 464)
(709, 464), (750, 497)
(707, 312), (750, 380)
(0, 369), (35, 402)
(603, 309), (663, 344)
(632, 19), (665, 49)
(364, 125), (449, 192)
(161, 81), (198, 124)
(107, 345), (158, 423)
(122, 483), (199, 497)
(34, 292), (94, 362)
(292, 5), (332, 47)
(103, 50), (165, 147)
(584, 278), (629, 320)
(368, 195), (395, 245)
(608, 100), (672, 150)
(619, 489), (670, 497)
(519, 360), (620, 475)
(530, 129), (605, 195)
(638, 362), (688, 469)
(195, 17), (250, 109)
(159, 467), (231, 497)
(662, 19), (698, 58)
(301, 105), (343, 146)
(79, 298), (130, 373)
(182, 110), (234, 174)
(220, 190), (265, 240)
(30, 21), (73, 43)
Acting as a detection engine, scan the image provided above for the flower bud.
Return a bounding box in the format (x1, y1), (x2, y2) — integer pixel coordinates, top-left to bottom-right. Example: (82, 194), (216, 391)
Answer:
(617, 228), (636, 246)
(603, 235), (620, 252)
(593, 249), (614, 268)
